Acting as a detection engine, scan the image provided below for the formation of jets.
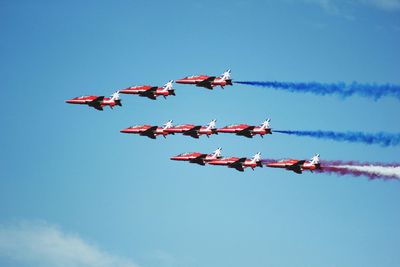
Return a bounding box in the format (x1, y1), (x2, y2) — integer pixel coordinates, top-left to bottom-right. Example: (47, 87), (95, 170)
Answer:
(66, 68), (322, 174)
(171, 148), (321, 173)
(120, 119), (271, 139)
(65, 70), (231, 111)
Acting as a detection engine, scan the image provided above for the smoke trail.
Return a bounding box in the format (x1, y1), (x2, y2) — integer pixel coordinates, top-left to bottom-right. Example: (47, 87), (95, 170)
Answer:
(274, 130), (400, 147)
(262, 159), (400, 180)
(234, 81), (400, 100)
(319, 161), (400, 180)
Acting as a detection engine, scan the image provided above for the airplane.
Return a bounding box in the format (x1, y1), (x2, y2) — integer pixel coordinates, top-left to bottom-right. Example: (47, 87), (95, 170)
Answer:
(217, 119), (272, 138)
(175, 69), (232, 89)
(65, 92), (122, 111)
(170, 147), (223, 166)
(119, 80), (175, 100)
(265, 154), (321, 174)
(164, 119), (218, 138)
(208, 152), (263, 172)
(120, 120), (174, 139)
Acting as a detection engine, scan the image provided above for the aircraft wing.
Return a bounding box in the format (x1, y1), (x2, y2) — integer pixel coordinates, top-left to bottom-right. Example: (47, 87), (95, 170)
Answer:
(139, 87), (158, 100)
(196, 76), (216, 90)
(183, 126), (202, 138)
(229, 157), (247, 172)
(140, 126), (158, 139)
(189, 154), (208, 165)
(236, 126), (256, 138)
(287, 160), (306, 174)
(88, 96), (104, 111)
(90, 96), (104, 102)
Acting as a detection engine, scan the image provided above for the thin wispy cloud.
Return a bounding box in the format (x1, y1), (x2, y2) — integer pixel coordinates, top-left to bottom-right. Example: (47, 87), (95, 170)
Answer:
(360, 0), (400, 11)
(304, 0), (400, 12)
(0, 221), (140, 267)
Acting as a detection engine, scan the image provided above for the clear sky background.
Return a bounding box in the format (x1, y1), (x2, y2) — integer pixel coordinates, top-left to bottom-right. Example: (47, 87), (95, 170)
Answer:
(1, 0), (400, 266)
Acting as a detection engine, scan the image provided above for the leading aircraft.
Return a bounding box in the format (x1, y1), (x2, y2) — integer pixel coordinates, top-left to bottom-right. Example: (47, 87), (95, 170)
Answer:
(120, 120), (174, 139)
(208, 152), (263, 172)
(65, 92), (122, 111)
(265, 154), (321, 174)
(170, 147), (223, 166)
(217, 119), (272, 138)
(175, 69), (232, 89)
(164, 119), (218, 138)
(119, 80), (175, 100)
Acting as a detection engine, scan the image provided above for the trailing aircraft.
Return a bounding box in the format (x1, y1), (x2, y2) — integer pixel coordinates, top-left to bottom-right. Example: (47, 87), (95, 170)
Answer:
(65, 92), (122, 111)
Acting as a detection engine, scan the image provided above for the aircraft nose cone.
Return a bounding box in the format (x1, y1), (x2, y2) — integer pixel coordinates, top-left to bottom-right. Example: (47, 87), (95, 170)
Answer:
(120, 128), (129, 133)
(65, 99), (73, 103)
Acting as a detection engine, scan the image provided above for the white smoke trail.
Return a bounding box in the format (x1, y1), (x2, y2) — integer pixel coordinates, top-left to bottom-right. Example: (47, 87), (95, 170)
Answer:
(335, 165), (400, 179)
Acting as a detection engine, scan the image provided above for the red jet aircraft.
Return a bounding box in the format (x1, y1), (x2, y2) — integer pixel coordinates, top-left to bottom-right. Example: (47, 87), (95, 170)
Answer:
(65, 92), (122, 111)
(217, 119), (272, 138)
(208, 152), (263, 172)
(265, 154), (321, 174)
(120, 120), (174, 139)
(170, 147), (223, 166)
(164, 119), (217, 138)
(176, 69), (232, 89)
(119, 80), (175, 100)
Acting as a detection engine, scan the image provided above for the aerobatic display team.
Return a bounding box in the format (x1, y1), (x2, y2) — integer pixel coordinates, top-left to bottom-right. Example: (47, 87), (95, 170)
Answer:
(66, 69), (400, 179)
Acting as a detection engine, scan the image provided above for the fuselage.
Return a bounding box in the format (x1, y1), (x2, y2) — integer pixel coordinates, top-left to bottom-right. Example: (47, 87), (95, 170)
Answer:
(119, 85), (172, 98)
(176, 75), (232, 88)
(266, 160), (320, 171)
(65, 96), (118, 107)
(119, 85), (153, 94)
(164, 124), (216, 136)
(120, 125), (169, 137)
(208, 157), (259, 169)
(170, 152), (218, 162)
(217, 124), (272, 136)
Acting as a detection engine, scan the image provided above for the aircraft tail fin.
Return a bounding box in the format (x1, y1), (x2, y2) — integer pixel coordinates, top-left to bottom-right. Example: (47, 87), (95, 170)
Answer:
(260, 118), (271, 130)
(206, 119), (217, 130)
(221, 69), (232, 85)
(251, 152), (262, 164)
(221, 69), (231, 81)
(110, 91), (120, 101)
(161, 80), (174, 92)
(311, 154), (320, 167)
(211, 147), (222, 159)
(163, 120), (173, 130)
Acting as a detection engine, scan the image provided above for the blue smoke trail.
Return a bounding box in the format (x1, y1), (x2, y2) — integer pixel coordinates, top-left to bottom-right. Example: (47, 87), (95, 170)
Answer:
(234, 81), (400, 100)
(274, 130), (400, 147)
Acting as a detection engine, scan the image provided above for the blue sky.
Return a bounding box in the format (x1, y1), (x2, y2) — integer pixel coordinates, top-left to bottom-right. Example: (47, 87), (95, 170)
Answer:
(0, 0), (400, 266)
